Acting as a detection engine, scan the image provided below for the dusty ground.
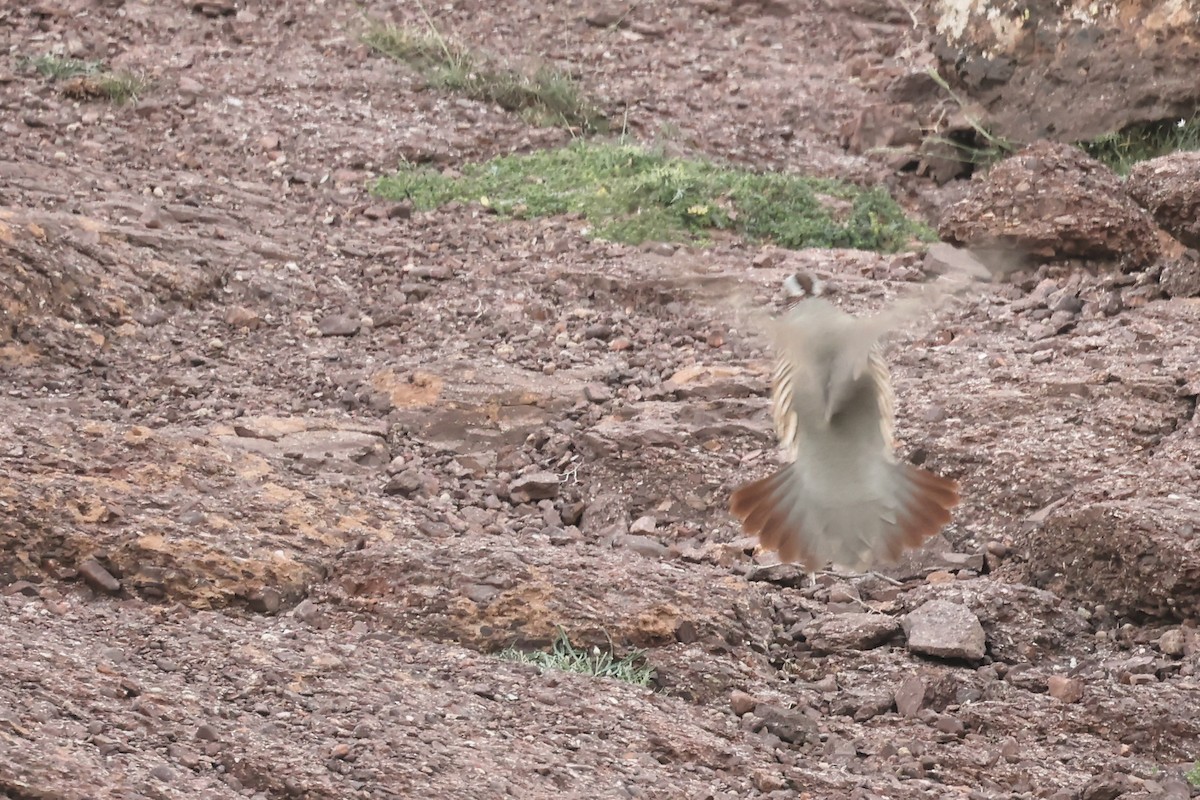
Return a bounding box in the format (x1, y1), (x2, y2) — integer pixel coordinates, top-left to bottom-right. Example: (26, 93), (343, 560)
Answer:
(2, 1), (1200, 798)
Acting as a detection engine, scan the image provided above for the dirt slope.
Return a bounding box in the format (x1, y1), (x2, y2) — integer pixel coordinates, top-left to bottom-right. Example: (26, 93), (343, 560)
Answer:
(2, 1), (1199, 799)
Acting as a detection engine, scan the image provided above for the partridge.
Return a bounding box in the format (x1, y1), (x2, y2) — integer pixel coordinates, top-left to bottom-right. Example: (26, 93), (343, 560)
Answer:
(729, 293), (960, 571)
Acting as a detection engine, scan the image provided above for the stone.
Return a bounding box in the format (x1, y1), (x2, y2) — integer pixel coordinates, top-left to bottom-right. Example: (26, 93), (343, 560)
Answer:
(318, 314), (360, 337)
(78, 559), (121, 594)
(509, 472), (561, 502)
(583, 382), (613, 403)
(1158, 628), (1186, 657)
(1034, 502), (1200, 620)
(1047, 675), (1084, 703)
(1125, 150), (1200, 250)
(1159, 249), (1200, 298)
(894, 675), (925, 717)
(629, 515), (657, 535)
(752, 704), (818, 745)
(618, 534), (669, 560)
(803, 612), (901, 653)
(939, 141), (1163, 270)
(729, 690), (757, 716)
(902, 599), (986, 661)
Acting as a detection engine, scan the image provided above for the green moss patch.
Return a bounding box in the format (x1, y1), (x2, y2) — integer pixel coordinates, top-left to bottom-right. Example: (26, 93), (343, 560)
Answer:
(375, 140), (933, 251)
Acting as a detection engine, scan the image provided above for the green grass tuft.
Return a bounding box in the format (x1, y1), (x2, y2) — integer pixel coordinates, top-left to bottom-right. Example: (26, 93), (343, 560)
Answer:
(499, 628), (655, 687)
(22, 53), (146, 104)
(374, 140), (933, 251)
(1081, 117), (1200, 175)
(25, 54), (100, 80)
(1187, 760), (1200, 787)
(362, 23), (606, 133)
(91, 72), (147, 104)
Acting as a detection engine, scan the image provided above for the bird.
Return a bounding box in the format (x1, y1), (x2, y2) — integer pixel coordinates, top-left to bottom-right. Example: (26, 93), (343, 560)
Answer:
(728, 283), (961, 573)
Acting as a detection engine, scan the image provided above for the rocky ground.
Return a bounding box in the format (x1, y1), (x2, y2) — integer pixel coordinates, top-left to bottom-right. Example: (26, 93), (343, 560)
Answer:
(2, 1), (1200, 798)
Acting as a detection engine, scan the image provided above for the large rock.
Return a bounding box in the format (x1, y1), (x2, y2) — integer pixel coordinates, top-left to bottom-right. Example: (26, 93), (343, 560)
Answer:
(1125, 151), (1200, 250)
(927, 0), (1200, 144)
(1030, 499), (1200, 621)
(938, 141), (1164, 269)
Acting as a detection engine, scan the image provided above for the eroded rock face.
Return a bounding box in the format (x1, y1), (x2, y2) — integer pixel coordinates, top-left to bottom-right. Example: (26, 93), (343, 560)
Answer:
(927, 0), (1200, 144)
(938, 141), (1164, 269)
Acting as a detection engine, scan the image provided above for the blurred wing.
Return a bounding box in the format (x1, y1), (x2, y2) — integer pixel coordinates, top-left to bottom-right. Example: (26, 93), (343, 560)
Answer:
(866, 346), (896, 452)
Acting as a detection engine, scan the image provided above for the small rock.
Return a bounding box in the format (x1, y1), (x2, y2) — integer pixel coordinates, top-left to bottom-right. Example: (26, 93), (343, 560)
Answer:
(584, 323), (613, 340)
(1047, 675), (1084, 703)
(902, 600), (986, 661)
(583, 382), (613, 403)
(751, 770), (786, 793)
(79, 559), (121, 594)
(150, 765), (174, 782)
(729, 690), (757, 716)
(224, 306), (262, 329)
(933, 714), (964, 735)
(894, 675), (925, 717)
(629, 515), (657, 535)
(803, 613), (901, 653)
(618, 534), (669, 560)
(247, 588), (282, 615)
(509, 472), (560, 502)
(609, 337), (632, 351)
(4, 581), (40, 597)
(1081, 774), (1131, 800)
(752, 703), (817, 745)
(383, 469), (424, 497)
(1158, 628), (1185, 657)
(196, 724), (220, 742)
(318, 314), (360, 337)
(178, 76), (204, 96)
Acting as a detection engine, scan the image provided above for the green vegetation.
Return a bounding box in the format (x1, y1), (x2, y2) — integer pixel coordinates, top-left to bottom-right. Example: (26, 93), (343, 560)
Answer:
(1080, 117), (1200, 175)
(921, 67), (1019, 170)
(374, 140), (933, 251)
(499, 628), (656, 687)
(1187, 760), (1200, 787)
(88, 72), (147, 104)
(362, 23), (605, 133)
(26, 54), (100, 80)
(22, 54), (146, 103)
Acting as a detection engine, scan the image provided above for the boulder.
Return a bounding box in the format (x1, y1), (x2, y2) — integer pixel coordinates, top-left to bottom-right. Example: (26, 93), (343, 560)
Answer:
(938, 141), (1163, 269)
